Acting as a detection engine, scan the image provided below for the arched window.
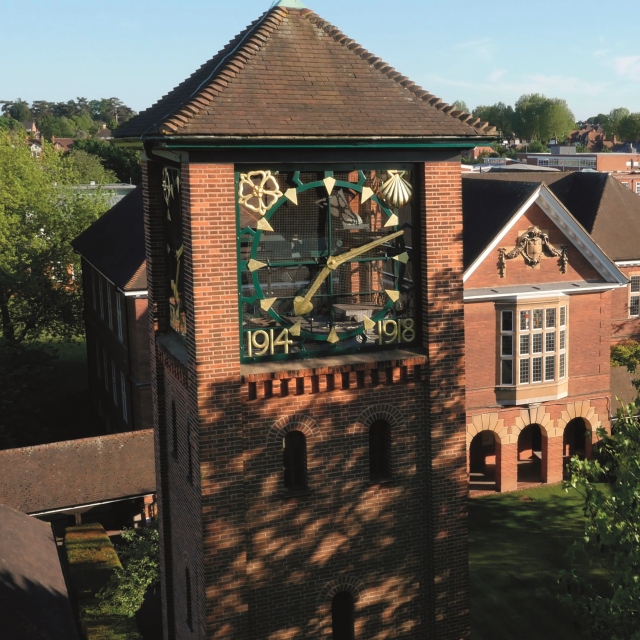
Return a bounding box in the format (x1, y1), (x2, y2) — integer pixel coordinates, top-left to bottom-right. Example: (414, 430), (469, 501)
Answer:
(283, 431), (307, 490)
(369, 420), (391, 481)
(331, 591), (355, 640)
(171, 400), (178, 457)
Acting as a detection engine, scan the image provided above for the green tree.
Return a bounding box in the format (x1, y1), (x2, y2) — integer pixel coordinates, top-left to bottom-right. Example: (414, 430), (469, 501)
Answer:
(452, 99), (469, 113)
(64, 149), (117, 184)
(1, 99), (32, 123)
(97, 523), (160, 618)
(73, 138), (141, 184)
(0, 133), (109, 346)
(561, 406), (640, 640)
(38, 114), (76, 140)
(606, 107), (631, 138)
(513, 93), (575, 142)
(473, 102), (515, 138)
(617, 113), (640, 143)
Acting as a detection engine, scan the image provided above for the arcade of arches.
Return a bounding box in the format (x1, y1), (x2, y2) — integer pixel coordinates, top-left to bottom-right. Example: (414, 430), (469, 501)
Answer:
(466, 401), (607, 493)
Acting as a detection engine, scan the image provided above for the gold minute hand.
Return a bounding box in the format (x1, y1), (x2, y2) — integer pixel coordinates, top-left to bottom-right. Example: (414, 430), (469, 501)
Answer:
(293, 230), (405, 317)
(325, 230), (404, 270)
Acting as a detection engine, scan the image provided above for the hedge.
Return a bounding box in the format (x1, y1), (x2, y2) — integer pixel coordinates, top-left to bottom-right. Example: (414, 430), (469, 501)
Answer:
(64, 523), (141, 640)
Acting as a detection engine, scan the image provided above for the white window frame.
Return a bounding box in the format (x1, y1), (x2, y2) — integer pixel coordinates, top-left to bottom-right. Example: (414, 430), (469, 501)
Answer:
(630, 275), (640, 317)
(635, 182), (640, 195)
(500, 310), (514, 385)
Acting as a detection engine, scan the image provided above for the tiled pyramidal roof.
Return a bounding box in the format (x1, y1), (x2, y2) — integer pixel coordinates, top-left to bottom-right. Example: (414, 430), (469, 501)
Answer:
(116, 5), (496, 140)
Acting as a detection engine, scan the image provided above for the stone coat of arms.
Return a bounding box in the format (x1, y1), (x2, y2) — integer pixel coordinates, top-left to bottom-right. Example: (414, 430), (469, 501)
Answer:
(498, 226), (568, 277)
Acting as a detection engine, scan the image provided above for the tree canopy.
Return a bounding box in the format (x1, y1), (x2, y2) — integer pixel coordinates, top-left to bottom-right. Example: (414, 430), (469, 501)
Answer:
(473, 102), (515, 137)
(0, 132), (109, 347)
(561, 406), (640, 640)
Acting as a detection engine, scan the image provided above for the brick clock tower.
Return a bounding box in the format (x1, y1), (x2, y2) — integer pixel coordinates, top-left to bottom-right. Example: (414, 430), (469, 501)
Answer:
(116, 2), (495, 638)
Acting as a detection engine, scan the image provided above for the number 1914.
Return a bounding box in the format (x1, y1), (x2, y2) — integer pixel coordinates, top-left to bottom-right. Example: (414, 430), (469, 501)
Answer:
(246, 328), (293, 357)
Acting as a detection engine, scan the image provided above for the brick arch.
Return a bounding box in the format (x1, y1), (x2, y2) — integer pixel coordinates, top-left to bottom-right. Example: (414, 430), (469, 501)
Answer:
(466, 412), (507, 448)
(513, 405), (556, 438)
(352, 404), (405, 435)
(316, 575), (365, 608)
(267, 414), (320, 444)
(557, 401), (605, 440)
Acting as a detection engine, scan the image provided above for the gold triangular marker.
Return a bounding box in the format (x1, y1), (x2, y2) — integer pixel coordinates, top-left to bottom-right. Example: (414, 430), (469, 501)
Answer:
(363, 316), (376, 331)
(260, 297), (277, 311)
(289, 320), (302, 337)
(386, 289), (400, 302)
(393, 252), (409, 264)
(323, 176), (336, 195)
(257, 218), (274, 231)
(247, 259), (267, 272)
(384, 213), (399, 227)
(327, 327), (340, 344)
(284, 188), (298, 205)
(361, 186), (374, 203)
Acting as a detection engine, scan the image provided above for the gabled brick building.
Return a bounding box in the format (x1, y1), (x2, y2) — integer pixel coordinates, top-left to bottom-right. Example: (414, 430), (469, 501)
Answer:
(461, 176), (630, 492)
(114, 1), (496, 638)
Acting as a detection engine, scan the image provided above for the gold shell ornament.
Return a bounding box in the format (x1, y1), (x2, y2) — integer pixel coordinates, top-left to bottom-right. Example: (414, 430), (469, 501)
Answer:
(238, 171), (283, 217)
(378, 170), (412, 208)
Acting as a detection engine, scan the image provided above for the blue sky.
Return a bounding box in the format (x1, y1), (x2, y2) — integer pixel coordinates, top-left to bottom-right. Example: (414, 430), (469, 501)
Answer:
(2, 0), (639, 121)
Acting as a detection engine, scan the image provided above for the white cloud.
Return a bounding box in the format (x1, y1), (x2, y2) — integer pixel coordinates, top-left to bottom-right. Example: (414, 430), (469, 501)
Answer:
(614, 56), (640, 81)
(593, 48), (610, 58)
(488, 69), (505, 83)
(454, 37), (493, 60)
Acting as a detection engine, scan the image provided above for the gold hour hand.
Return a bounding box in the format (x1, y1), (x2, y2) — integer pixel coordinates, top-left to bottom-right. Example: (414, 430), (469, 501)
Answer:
(326, 229), (404, 270)
(293, 266), (331, 316)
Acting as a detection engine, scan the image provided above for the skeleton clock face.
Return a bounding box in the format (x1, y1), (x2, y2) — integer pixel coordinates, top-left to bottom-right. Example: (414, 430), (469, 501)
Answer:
(237, 169), (416, 362)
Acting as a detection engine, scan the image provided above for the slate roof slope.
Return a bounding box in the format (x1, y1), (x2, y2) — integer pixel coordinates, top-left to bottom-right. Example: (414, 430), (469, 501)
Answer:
(0, 430), (155, 514)
(0, 504), (80, 640)
(462, 179), (540, 269)
(115, 5), (496, 140)
(72, 185), (146, 291)
(463, 172), (640, 262)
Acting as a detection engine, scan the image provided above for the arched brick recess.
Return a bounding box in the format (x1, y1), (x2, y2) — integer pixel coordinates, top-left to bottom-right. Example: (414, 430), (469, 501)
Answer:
(316, 576), (365, 608)
(267, 414), (320, 444)
(513, 405), (556, 437)
(557, 400), (605, 440)
(466, 412), (508, 447)
(353, 404), (405, 435)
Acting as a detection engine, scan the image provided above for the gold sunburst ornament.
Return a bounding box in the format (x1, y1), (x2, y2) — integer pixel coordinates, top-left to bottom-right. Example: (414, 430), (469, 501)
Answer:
(238, 171), (283, 217)
(378, 170), (412, 208)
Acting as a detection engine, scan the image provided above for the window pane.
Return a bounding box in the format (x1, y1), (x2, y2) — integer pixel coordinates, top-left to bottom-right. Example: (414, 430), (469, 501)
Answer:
(560, 329), (566, 350)
(546, 332), (555, 353)
(332, 592), (355, 640)
(532, 334), (542, 354)
(559, 353), (566, 378)
(283, 431), (307, 490)
(533, 309), (543, 329)
(631, 276), (640, 293)
(631, 295), (640, 316)
(532, 357), (542, 382)
(560, 306), (566, 326)
(545, 355), (555, 381)
(369, 420), (391, 481)
(546, 308), (556, 328)
(502, 335), (513, 356)
(519, 359), (530, 384)
(501, 359), (513, 385)
(520, 334), (530, 355)
(502, 310), (513, 332)
(520, 310), (530, 331)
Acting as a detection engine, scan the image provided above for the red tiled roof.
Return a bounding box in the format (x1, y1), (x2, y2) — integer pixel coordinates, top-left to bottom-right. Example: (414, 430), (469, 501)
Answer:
(0, 430), (155, 514)
(115, 6), (496, 140)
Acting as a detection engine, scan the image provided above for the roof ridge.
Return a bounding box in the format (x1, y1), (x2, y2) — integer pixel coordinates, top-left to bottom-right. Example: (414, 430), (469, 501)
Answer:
(304, 11), (496, 136)
(160, 7), (289, 135)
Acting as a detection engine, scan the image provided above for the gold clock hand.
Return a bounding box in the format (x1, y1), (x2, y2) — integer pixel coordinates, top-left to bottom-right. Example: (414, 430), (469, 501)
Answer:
(293, 266), (331, 316)
(325, 230), (404, 270)
(293, 230), (404, 316)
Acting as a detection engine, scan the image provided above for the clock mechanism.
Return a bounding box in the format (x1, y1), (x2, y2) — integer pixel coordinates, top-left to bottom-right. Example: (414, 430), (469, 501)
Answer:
(237, 169), (416, 362)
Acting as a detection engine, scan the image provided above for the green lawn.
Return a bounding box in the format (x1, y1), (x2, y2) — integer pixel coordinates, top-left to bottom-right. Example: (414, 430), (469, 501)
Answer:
(469, 484), (590, 640)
